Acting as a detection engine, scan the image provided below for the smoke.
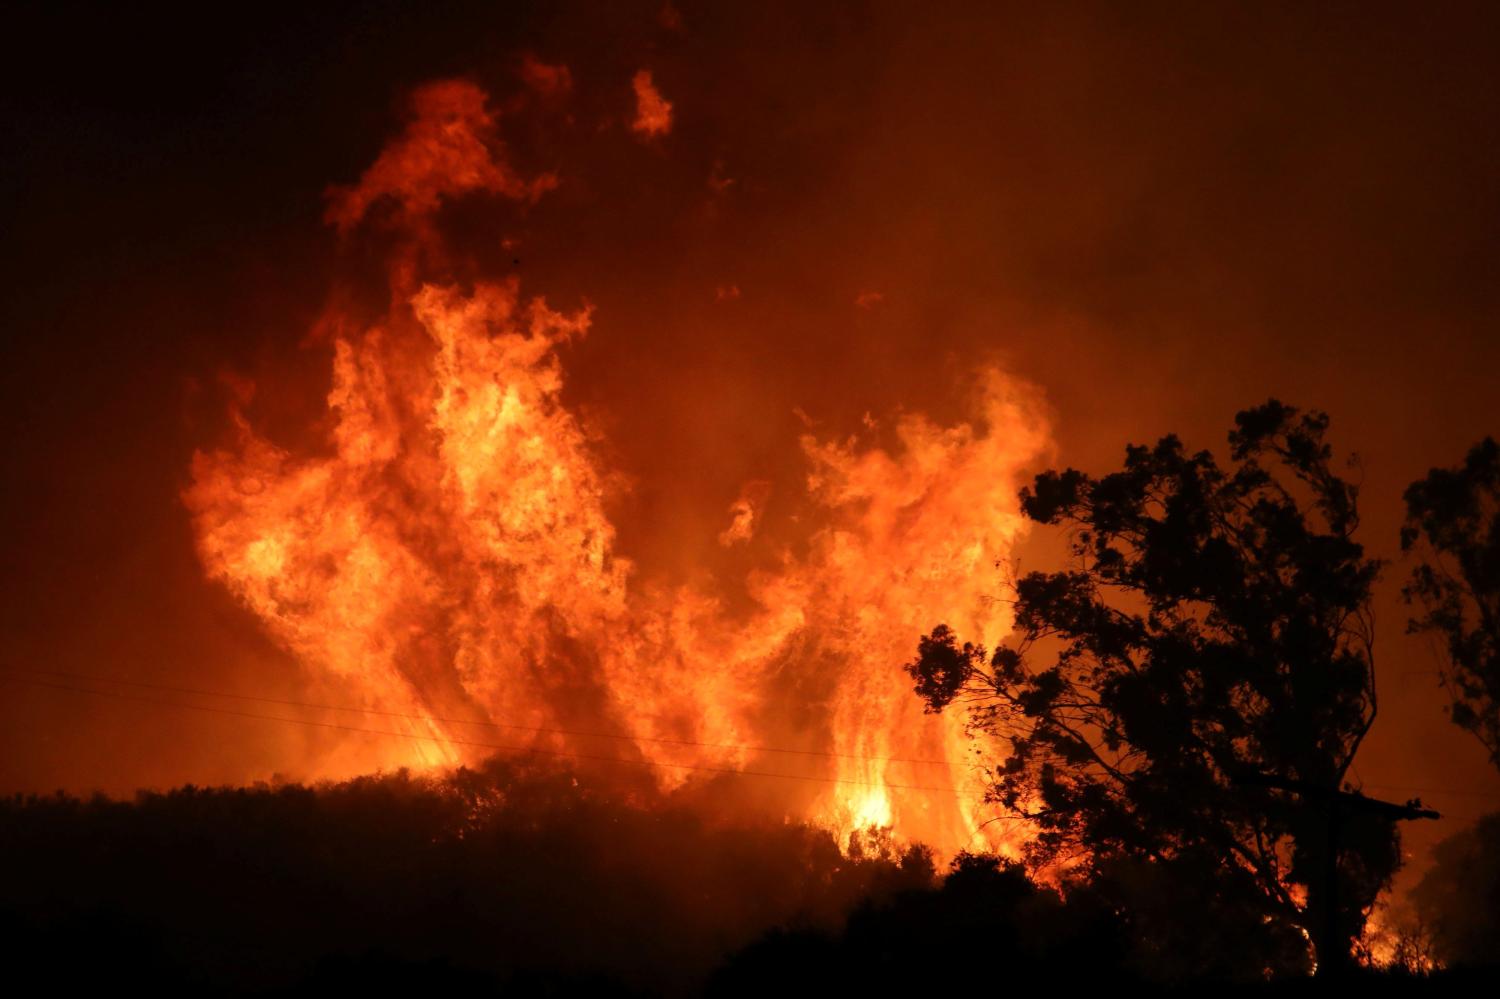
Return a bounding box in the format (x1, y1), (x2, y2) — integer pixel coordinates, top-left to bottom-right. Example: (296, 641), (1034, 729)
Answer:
(6, 0), (1498, 911)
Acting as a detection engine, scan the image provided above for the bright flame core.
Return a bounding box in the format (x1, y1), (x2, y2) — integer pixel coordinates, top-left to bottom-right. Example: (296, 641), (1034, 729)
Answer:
(183, 78), (1050, 854)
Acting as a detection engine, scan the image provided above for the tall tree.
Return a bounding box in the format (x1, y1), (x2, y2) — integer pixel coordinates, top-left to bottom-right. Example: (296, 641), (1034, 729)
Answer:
(908, 401), (1400, 976)
(1402, 437), (1500, 768)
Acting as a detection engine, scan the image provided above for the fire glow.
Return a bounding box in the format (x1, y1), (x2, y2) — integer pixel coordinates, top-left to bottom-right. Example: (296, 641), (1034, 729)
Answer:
(182, 76), (1050, 853)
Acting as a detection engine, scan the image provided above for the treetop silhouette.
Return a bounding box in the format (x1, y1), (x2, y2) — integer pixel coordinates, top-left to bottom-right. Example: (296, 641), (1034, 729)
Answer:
(1403, 436), (1500, 769)
(909, 400), (1400, 976)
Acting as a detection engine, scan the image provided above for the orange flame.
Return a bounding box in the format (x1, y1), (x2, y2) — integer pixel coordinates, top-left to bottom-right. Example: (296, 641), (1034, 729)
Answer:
(184, 76), (1049, 855)
(631, 69), (673, 137)
(325, 80), (556, 235)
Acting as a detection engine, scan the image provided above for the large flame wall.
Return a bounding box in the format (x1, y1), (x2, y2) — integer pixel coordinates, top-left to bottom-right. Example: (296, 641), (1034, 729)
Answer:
(183, 79), (1050, 853)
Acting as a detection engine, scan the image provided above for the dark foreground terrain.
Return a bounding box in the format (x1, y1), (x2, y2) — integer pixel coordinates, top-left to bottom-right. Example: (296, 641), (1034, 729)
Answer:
(1, 761), (1494, 995)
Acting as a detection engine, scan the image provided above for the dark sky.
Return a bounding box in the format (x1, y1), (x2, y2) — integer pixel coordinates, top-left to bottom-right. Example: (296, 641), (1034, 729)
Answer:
(3, 0), (1499, 895)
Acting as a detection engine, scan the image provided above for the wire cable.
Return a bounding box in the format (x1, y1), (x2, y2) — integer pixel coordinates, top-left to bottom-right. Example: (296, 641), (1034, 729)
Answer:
(10, 668), (1493, 811)
(0, 671), (996, 800)
(1, 665), (972, 770)
(1358, 782), (1500, 800)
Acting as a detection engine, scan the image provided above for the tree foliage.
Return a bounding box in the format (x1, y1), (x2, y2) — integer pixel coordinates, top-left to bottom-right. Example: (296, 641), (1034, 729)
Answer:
(1402, 437), (1500, 768)
(0, 760), (933, 992)
(908, 401), (1399, 973)
(709, 853), (1132, 993)
(1410, 810), (1500, 968)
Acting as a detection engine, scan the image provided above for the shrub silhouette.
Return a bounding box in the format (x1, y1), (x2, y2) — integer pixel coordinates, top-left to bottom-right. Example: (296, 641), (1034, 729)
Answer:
(0, 758), (932, 993)
(707, 852), (1130, 994)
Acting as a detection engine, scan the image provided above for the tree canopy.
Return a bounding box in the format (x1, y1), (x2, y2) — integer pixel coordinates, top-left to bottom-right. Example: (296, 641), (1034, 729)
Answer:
(908, 401), (1400, 975)
(1402, 436), (1500, 768)
(1411, 812), (1500, 968)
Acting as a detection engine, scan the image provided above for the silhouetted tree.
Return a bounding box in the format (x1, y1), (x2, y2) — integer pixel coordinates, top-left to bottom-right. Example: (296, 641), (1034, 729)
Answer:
(908, 401), (1399, 977)
(1410, 811), (1500, 968)
(1402, 437), (1500, 768)
(707, 852), (1132, 994)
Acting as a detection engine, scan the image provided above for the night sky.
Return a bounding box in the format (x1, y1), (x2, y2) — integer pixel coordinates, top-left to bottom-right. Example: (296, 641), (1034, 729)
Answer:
(3, 0), (1499, 898)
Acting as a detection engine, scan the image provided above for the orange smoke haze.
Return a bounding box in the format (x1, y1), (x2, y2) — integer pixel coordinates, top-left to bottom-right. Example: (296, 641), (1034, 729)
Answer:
(5, 1), (1500, 899)
(518, 54), (573, 99)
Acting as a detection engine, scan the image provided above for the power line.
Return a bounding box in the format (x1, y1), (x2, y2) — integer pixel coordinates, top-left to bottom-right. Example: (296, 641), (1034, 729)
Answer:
(2, 665), (971, 770)
(0, 671), (999, 801)
(10, 667), (1497, 810)
(1358, 782), (1500, 800)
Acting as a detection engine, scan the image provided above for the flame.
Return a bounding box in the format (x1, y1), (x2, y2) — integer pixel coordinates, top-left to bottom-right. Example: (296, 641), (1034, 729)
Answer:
(184, 75), (1049, 855)
(717, 481), (770, 547)
(325, 80), (556, 236)
(631, 69), (673, 137)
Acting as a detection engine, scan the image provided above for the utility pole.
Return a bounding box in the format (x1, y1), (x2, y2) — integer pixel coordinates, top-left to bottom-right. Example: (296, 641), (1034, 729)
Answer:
(1232, 772), (1439, 976)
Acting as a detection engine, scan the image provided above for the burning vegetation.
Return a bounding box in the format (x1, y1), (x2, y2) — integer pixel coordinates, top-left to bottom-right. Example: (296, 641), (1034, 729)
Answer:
(183, 75), (1050, 855)
(6, 4), (1500, 992)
